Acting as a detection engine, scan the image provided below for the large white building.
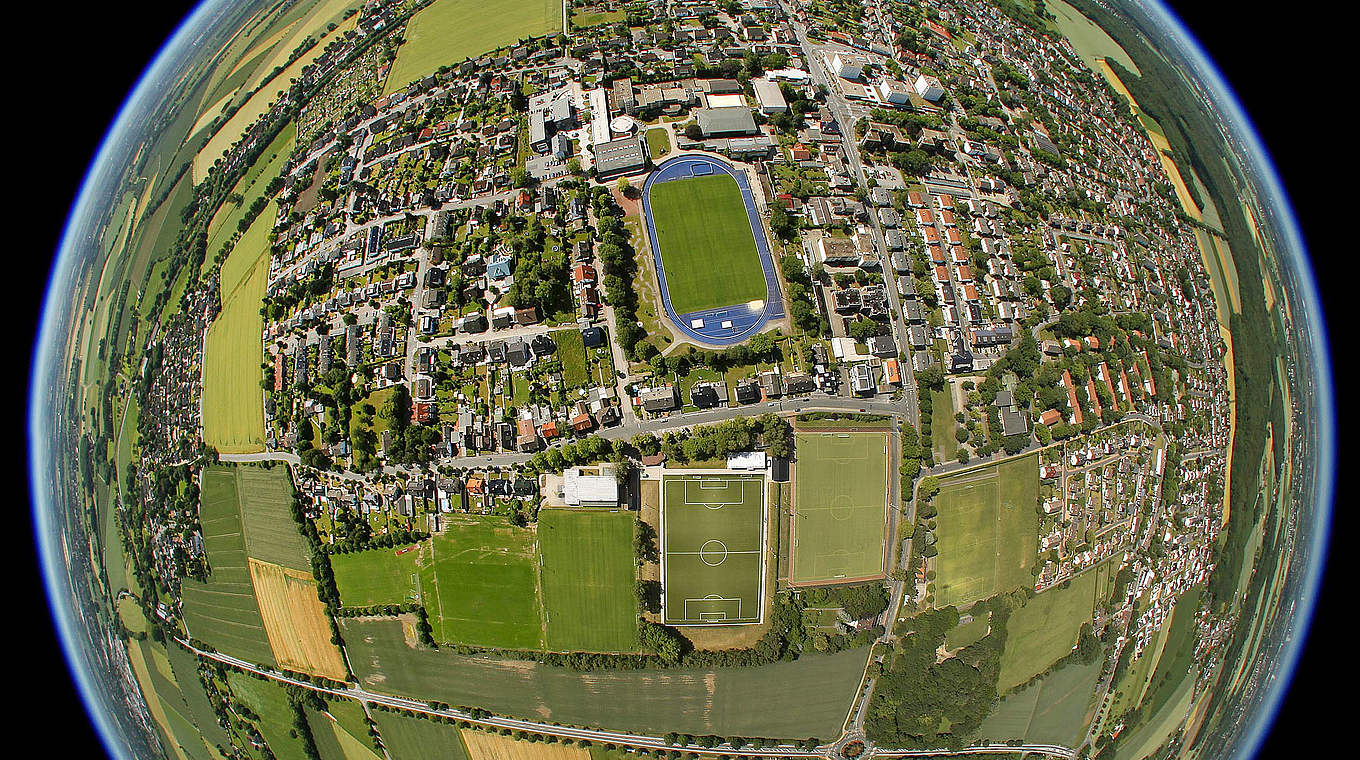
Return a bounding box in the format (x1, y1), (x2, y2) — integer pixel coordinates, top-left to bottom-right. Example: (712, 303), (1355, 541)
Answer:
(827, 51), (870, 80)
(913, 74), (945, 102)
(877, 79), (912, 106)
(561, 467), (618, 507)
(752, 78), (788, 114)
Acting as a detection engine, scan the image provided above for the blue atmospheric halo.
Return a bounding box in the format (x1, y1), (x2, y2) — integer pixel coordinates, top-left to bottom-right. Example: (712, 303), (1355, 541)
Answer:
(28, 1), (1335, 759)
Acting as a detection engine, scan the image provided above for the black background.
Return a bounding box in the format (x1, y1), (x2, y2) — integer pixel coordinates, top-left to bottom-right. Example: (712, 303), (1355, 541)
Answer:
(15, 1), (1341, 756)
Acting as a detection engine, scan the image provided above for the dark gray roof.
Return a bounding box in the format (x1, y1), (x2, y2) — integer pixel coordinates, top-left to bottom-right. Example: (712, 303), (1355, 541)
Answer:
(697, 106), (758, 137)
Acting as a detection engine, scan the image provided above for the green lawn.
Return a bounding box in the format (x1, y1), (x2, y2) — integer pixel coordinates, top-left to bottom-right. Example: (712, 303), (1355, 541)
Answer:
(932, 454), (1039, 608)
(331, 546), (422, 607)
(791, 433), (890, 585)
(181, 468), (274, 666)
(553, 328), (589, 387)
(202, 211), (271, 453)
(979, 654), (1102, 747)
(930, 387), (956, 463)
(371, 711), (470, 760)
(644, 127), (671, 158)
(539, 509), (639, 652)
(420, 517), (543, 649)
(997, 571), (1097, 692)
(342, 617), (869, 739)
(660, 474), (766, 625)
(383, 0), (561, 95)
(649, 174), (767, 315)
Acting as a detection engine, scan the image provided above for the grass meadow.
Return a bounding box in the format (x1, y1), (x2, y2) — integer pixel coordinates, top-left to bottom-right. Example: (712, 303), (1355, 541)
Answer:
(420, 517), (543, 649)
(382, 0), (561, 95)
(539, 509), (638, 652)
(932, 453), (1039, 608)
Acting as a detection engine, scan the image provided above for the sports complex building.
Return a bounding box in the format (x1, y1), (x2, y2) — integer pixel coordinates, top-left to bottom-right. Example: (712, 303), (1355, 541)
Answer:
(640, 153), (785, 346)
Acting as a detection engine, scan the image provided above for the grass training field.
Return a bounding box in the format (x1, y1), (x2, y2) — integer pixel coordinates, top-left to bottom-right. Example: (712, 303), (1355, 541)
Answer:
(250, 559), (347, 679)
(539, 509), (639, 652)
(181, 469), (274, 666)
(383, 0), (561, 95)
(649, 174), (766, 315)
(660, 473), (766, 625)
(932, 453), (1039, 608)
(372, 711), (471, 760)
(202, 212), (271, 453)
(342, 617), (868, 739)
(997, 570), (1098, 692)
(420, 517), (543, 649)
(791, 432), (890, 585)
(331, 545), (422, 607)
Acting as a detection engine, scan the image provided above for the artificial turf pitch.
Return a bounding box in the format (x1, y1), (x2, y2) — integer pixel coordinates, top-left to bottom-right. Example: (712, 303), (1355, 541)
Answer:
(790, 432), (890, 585)
(648, 174), (767, 315)
(660, 474), (766, 625)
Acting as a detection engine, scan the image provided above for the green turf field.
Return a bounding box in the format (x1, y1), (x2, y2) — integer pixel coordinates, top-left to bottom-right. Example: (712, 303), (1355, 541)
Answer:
(648, 174), (767, 315)
(539, 509), (639, 652)
(791, 432), (889, 584)
(420, 517), (543, 649)
(382, 0), (560, 95)
(997, 570), (1097, 692)
(660, 473), (766, 625)
(181, 468), (274, 665)
(331, 546), (422, 607)
(342, 617), (868, 739)
(202, 210), (270, 453)
(372, 711), (471, 760)
(932, 453), (1039, 608)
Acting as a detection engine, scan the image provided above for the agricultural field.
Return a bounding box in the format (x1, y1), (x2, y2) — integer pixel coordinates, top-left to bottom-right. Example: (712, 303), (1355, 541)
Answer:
(227, 671), (310, 760)
(205, 122), (296, 253)
(342, 617), (868, 739)
(539, 509), (638, 652)
(234, 464), (310, 571)
(997, 571), (1098, 693)
(1046, 0), (1140, 75)
(932, 454), (1039, 608)
(648, 174), (766, 314)
(250, 558), (347, 679)
(790, 432), (890, 585)
(308, 703), (382, 760)
(202, 211), (271, 453)
(331, 545), (423, 607)
(180, 469), (274, 666)
(462, 730), (591, 760)
(420, 516), (543, 649)
(660, 474), (766, 625)
(979, 655), (1102, 746)
(166, 644), (231, 752)
(382, 0), (561, 95)
(372, 711), (471, 760)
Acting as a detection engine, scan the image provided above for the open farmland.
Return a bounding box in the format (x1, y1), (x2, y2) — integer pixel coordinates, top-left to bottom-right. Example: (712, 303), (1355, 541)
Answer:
(382, 0), (561, 95)
(648, 174), (767, 315)
(539, 509), (638, 652)
(180, 468), (273, 665)
(234, 464), (310, 571)
(227, 671), (309, 760)
(932, 454), (1039, 608)
(372, 711), (471, 760)
(249, 559), (347, 680)
(342, 617), (868, 739)
(997, 570), (1098, 692)
(202, 212), (271, 453)
(461, 730), (591, 760)
(308, 704), (382, 760)
(331, 545), (423, 607)
(790, 432), (890, 585)
(979, 654), (1102, 746)
(420, 517), (543, 649)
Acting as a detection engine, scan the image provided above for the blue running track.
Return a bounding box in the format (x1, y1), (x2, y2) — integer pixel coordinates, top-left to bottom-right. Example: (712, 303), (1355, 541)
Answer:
(640, 153), (784, 347)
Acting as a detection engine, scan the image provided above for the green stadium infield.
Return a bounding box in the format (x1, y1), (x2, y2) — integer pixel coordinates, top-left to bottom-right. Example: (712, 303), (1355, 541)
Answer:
(659, 473), (767, 626)
(789, 432), (892, 586)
